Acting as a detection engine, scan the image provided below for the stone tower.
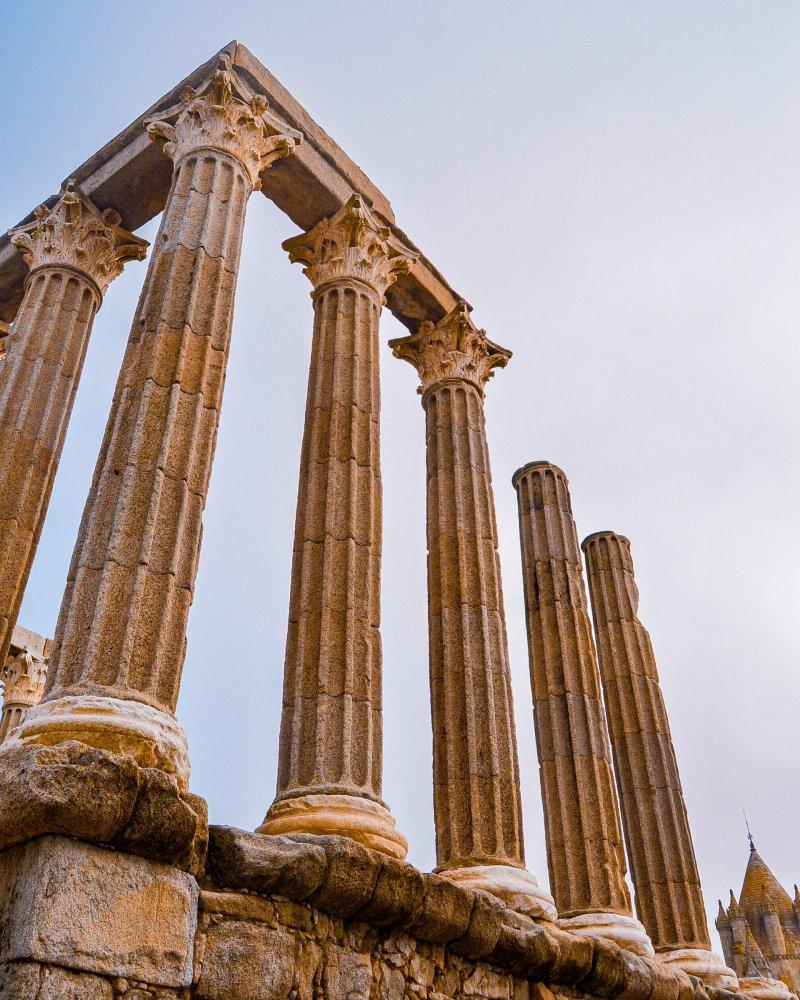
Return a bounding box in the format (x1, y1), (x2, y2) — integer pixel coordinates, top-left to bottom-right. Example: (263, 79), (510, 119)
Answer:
(718, 841), (800, 998)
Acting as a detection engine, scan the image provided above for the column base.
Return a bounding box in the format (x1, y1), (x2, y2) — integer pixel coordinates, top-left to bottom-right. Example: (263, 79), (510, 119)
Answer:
(15, 694), (190, 792)
(559, 912), (655, 957)
(738, 977), (794, 1000)
(440, 864), (557, 922)
(258, 792), (408, 860)
(657, 948), (738, 990)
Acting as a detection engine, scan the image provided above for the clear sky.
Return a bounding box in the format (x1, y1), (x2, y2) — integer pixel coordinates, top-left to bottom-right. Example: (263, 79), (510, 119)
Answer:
(3, 0), (799, 945)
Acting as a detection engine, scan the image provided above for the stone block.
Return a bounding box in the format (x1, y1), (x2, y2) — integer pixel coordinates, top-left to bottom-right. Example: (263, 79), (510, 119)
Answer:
(195, 920), (296, 1000)
(0, 836), (197, 987)
(0, 961), (114, 999)
(207, 826), (327, 899)
(0, 740), (204, 869)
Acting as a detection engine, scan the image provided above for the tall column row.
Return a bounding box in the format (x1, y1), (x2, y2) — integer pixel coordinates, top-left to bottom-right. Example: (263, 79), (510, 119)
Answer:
(513, 462), (653, 955)
(583, 531), (737, 987)
(17, 54), (301, 789)
(390, 303), (555, 919)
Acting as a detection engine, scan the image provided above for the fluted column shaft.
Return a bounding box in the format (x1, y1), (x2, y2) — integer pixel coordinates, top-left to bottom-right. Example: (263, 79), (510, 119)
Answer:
(425, 377), (522, 868)
(0, 183), (146, 668)
(582, 532), (711, 950)
(513, 462), (652, 953)
(277, 277), (385, 800)
(389, 304), (555, 919)
(17, 57), (301, 788)
(260, 195), (414, 858)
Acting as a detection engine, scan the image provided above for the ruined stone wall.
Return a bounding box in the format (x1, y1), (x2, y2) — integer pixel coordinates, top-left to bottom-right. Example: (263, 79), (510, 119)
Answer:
(0, 806), (733, 1000)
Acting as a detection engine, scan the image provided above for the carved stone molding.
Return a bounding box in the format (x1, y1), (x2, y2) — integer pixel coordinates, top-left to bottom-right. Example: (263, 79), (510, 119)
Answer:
(1, 649), (47, 710)
(147, 53), (302, 189)
(389, 300), (511, 397)
(283, 193), (417, 299)
(9, 180), (147, 296)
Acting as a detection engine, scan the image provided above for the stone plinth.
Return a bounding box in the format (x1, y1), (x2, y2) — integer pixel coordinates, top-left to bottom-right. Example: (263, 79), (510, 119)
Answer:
(0, 182), (146, 671)
(15, 55), (301, 790)
(259, 195), (415, 859)
(513, 462), (652, 956)
(389, 302), (555, 921)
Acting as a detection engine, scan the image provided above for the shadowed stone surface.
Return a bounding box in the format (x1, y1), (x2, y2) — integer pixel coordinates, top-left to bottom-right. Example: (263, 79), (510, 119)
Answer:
(0, 740), (205, 870)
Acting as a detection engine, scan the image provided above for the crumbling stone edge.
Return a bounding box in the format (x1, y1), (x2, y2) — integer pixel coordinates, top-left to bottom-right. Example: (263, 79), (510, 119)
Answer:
(0, 740), (207, 873)
(207, 826), (738, 1000)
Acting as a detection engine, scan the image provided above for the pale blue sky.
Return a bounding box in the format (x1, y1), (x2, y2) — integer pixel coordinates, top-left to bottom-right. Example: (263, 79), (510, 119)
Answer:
(3, 1), (799, 943)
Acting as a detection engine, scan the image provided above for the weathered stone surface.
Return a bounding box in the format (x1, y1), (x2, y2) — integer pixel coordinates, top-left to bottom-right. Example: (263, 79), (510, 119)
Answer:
(293, 834), (382, 917)
(195, 921), (296, 1000)
(194, 846), (734, 1000)
(0, 836), (197, 987)
(0, 741), (204, 867)
(208, 827), (327, 899)
(354, 855), (426, 928)
(260, 195), (414, 858)
(583, 531), (712, 953)
(110, 766), (203, 868)
(0, 961), (114, 999)
(450, 890), (506, 960)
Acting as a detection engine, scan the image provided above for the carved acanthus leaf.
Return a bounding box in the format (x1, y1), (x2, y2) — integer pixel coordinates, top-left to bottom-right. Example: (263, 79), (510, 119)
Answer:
(389, 300), (511, 396)
(9, 180), (148, 295)
(282, 194), (417, 298)
(146, 53), (302, 189)
(1, 649), (48, 708)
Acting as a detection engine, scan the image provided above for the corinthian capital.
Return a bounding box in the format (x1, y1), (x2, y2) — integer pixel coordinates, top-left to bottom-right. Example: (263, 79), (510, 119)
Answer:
(9, 180), (148, 296)
(389, 300), (511, 396)
(1, 648), (47, 708)
(282, 194), (417, 298)
(147, 54), (302, 189)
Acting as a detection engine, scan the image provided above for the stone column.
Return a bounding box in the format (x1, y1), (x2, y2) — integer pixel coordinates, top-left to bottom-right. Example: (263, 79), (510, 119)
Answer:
(16, 55), (301, 790)
(0, 320), (10, 366)
(258, 195), (415, 858)
(0, 182), (146, 668)
(583, 531), (738, 987)
(0, 626), (49, 744)
(512, 462), (652, 956)
(389, 302), (555, 920)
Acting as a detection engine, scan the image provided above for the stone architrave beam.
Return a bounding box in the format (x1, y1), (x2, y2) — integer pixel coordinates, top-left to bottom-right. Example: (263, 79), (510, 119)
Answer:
(0, 42), (462, 332)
